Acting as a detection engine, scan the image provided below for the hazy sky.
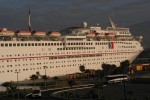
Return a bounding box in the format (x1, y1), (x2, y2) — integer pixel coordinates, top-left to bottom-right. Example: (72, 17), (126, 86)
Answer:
(0, 0), (150, 47)
(0, 0), (149, 30)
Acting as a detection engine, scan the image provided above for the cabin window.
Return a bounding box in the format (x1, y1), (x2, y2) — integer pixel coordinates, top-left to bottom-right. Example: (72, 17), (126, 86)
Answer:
(28, 43), (31, 46)
(9, 43), (12, 46)
(5, 43), (8, 47)
(1, 43), (4, 47)
(32, 43), (34, 46)
(45, 43), (47, 46)
(38, 43), (41, 46)
(25, 43), (27, 46)
(13, 43), (16, 46)
(21, 43), (24, 46)
(17, 43), (20, 46)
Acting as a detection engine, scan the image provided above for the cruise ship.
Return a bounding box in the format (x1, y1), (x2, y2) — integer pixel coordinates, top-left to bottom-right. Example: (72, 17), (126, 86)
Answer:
(0, 19), (143, 82)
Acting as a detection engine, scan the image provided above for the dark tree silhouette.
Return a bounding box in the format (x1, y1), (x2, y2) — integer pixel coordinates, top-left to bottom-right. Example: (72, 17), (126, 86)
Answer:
(53, 76), (59, 87)
(42, 75), (49, 87)
(102, 63), (112, 75)
(79, 65), (86, 73)
(3, 81), (17, 99)
(102, 63), (107, 75)
(120, 60), (130, 74)
(30, 74), (38, 87)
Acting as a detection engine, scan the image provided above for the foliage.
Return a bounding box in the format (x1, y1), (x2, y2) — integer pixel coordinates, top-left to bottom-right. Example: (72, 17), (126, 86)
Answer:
(41, 75), (49, 87)
(29, 74), (38, 86)
(2, 81), (17, 99)
(79, 65), (86, 73)
(42, 75), (49, 81)
(102, 63), (117, 75)
(53, 76), (59, 87)
(120, 60), (130, 74)
(85, 69), (91, 73)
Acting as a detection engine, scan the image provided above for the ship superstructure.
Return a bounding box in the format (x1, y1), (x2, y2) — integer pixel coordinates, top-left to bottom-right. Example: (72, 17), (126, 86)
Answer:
(0, 21), (143, 82)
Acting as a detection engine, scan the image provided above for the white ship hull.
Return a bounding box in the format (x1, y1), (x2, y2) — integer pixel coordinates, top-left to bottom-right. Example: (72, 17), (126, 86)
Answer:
(0, 39), (143, 82)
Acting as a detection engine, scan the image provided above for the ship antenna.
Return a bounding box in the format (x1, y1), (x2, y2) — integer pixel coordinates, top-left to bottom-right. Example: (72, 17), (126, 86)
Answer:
(109, 17), (116, 29)
(28, 8), (32, 31)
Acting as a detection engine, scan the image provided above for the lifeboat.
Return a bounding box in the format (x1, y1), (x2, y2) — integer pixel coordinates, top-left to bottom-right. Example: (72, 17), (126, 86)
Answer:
(33, 31), (46, 36)
(0, 28), (14, 36)
(50, 31), (61, 37)
(86, 32), (95, 38)
(16, 31), (31, 36)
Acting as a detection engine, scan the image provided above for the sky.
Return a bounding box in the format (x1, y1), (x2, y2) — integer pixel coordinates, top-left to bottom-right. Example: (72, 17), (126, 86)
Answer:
(0, 0), (150, 47)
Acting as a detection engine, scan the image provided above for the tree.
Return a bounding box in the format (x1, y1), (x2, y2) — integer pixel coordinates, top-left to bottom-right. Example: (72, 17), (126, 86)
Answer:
(120, 60), (130, 74)
(41, 75), (49, 87)
(102, 63), (112, 75)
(53, 76), (59, 87)
(29, 74), (38, 87)
(3, 81), (17, 100)
(110, 64), (117, 75)
(79, 65), (85, 73)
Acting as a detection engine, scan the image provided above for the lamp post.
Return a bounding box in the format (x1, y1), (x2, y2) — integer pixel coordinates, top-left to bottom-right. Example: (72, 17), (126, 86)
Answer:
(43, 66), (48, 87)
(43, 66), (48, 76)
(15, 71), (20, 100)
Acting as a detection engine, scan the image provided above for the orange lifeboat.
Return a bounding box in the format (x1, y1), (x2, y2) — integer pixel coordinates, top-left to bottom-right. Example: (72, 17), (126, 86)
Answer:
(0, 28), (14, 36)
(33, 31), (46, 36)
(50, 31), (61, 37)
(16, 30), (31, 36)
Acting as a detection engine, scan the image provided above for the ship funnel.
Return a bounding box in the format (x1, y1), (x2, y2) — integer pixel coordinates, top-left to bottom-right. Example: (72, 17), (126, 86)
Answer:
(82, 22), (87, 28)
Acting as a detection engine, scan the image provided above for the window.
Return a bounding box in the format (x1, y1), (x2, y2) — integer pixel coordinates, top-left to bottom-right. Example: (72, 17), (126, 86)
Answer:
(17, 43), (20, 46)
(5, 43), (8, 47)
(1, 43), (4, 47)
(32, 43), (34, 46)
(9, 43), (12, 46)
(21, 43), (24, 46)
(13, 43), (16, 46)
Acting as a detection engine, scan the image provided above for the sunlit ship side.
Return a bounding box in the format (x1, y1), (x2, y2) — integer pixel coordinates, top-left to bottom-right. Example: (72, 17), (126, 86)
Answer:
(0, 21), (143, 82)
